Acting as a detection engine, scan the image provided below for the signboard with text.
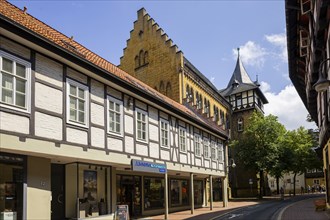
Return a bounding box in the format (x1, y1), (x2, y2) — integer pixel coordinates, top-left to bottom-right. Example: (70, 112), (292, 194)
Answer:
(131, 159), (167, 174)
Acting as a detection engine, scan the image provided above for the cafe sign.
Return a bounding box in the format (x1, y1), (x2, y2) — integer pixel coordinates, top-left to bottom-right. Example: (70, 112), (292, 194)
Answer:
(131, 159), (167, 174)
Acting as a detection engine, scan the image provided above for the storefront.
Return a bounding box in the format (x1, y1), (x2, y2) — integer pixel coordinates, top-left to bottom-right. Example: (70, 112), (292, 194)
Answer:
(0, 153), (26, 220)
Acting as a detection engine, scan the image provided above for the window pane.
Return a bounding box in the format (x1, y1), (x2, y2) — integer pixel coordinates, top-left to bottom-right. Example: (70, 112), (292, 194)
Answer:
(115, 114), (120, 123)
(116, 123), (120, 132)
(16, 63), (26, 78)
(70, 109), (76, 121)
(115, 103), (120, 112)
(2, 88), (13, 104)
(15, 93), (25, 107)
(2, 58), (13, 73)
(109, 121), (114, 131)
(109, 101), (114, 110)
(16, 79), (26, 93)
(78, 100), (85, 111)
(70, 85), (76, 96)
(70, 98), (76, 109)
(78, 88), (84, 99)
(78, 111), (85, 123)
(2, 74), (13, 89)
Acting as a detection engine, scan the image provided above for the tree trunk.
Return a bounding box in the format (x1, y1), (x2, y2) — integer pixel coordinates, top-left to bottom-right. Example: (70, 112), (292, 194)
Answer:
(259, 170), (263, 199)
(276, 176), (280, 194)
(293, 173), (297, 196)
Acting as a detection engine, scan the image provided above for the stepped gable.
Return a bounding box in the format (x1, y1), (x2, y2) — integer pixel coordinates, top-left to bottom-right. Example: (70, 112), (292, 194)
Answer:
(120, 7), (182, 63)
(0, 0), (228, 137)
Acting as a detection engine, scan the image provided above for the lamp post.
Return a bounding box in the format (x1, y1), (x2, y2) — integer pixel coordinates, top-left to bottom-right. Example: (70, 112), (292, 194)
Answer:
(313, 58), (330, 93)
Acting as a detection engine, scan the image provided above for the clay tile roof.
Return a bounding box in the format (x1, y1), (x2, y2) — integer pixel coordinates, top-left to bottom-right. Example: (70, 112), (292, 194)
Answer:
(0, 0), (228, 137)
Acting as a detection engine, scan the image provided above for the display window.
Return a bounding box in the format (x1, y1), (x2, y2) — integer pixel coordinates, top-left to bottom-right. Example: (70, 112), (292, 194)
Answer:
(65, 163), (110, 219)
(0, 153), (25, 220)
(144, 177), (164, 210)
(193, 180), (203, 205)
(170, 179), (189, 207)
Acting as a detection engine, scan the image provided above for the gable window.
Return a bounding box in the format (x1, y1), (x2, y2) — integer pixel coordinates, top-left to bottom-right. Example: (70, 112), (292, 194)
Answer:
(179, 127), (187, 152)
(194, 134), (201, 157)
(211, 141), (216, 160)
(160, 118), (169, 147)
(67, 78), (88, 127)
(108, 96), (123, 135)
(238, 117), (244, 132)
(0, 51), (31, 112)
(136, 108), (148, 142)
(203, 138), (209, 158)
(218, 142), (224, 162)
(236, 95), (242, 107)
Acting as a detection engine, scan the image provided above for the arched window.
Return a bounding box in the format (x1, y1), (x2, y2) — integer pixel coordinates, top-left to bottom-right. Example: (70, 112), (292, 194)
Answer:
(166, 82), (172, 97)
(144, 51), (149, 64)
(139, 50), (144, 66)
(135, 55), (139, 68)
(238, 117), (244, 132)
(190, 87), (194, 103)
(186, 85), (190, 101)
(199, 94), (203, 110)
(159, 81), (165, 94)
(195, 91), (199, 107)
(207, 100), (210, 116)
(204, 98), (207, 113)
(214, 106), (219, 122)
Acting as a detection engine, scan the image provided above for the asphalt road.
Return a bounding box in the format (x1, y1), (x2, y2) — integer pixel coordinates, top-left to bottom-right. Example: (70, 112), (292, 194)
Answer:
(212, 194), (324, 220)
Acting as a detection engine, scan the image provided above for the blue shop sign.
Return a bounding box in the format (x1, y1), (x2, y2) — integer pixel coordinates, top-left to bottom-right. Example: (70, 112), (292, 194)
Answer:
(131, 159), (167, 174)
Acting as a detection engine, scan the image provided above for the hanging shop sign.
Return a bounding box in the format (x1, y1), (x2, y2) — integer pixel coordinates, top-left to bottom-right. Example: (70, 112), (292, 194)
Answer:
(131, 159), (167, 174)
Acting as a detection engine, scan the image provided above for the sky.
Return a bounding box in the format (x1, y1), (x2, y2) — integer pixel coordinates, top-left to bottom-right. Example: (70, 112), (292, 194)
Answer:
(9, 0), (317, 131)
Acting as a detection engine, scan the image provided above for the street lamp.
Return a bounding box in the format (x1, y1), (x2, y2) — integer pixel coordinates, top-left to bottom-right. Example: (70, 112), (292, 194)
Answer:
(313, 58), (330, 93)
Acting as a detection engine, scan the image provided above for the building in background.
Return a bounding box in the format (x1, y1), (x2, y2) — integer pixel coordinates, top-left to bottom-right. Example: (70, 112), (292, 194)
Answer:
(0, 1), (230, 219)
(219, 50), (269, 197)
(285, 0), (329, 208)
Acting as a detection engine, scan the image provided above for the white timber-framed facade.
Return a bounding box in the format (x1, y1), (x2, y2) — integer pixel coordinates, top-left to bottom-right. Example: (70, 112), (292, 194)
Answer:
(0, 1), (230, 220)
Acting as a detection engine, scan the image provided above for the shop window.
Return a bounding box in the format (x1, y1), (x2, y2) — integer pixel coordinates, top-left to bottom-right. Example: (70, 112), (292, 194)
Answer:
(66, 78), (89, 127)
(136, 108), (148, 142)
(179, 127), (187, 152)
(160, 118), (169, 147)
(194, 134), (201, 157)
(0, 51), (31, 112)
(238, 117), (244, 132)
(170, 179), (189, 207)
(66, 163), (109, 219)
(193, 180), (203, 205)
(0, 153), (25, 220)
(144, 177), (164, 210)
(203, 138), (209, 158)
(107, 96), (123, 135)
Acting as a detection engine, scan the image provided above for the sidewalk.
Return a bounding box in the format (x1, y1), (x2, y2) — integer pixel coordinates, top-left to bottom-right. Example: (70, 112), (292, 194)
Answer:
(280, 196), (330, 220)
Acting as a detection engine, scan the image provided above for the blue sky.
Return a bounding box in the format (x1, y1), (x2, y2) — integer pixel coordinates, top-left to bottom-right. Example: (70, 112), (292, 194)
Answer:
(9, 0), (317, 130)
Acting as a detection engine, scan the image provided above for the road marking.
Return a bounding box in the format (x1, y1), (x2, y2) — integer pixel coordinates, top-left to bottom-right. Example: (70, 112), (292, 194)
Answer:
(228, 213), (243, 219)
(276, 197), (316, 220)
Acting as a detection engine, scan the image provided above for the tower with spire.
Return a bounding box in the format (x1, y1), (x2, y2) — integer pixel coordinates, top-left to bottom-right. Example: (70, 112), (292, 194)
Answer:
(220, 48), (268, 197)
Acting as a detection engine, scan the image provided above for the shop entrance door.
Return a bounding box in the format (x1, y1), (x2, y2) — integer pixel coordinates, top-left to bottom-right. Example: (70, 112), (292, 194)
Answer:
(51, 164), (65, 220)
(117, 175), (141, 217)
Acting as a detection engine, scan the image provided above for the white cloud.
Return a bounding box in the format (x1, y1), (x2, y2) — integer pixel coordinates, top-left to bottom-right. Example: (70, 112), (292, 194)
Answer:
(263, 84), (317, 130)
(265, 33), (288, 62)
(260, 81), (271, 93)
(232, 41), (267, 69)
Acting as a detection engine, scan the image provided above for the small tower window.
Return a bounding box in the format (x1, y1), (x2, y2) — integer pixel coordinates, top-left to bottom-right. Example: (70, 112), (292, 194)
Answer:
(144, 51), (149, 64)
(139, 50), (144, 66)
(166, 82), (172, 97)
(160, 81), (165, 94)
(238, 117), (244, 132)
(135, 55), (139, 68)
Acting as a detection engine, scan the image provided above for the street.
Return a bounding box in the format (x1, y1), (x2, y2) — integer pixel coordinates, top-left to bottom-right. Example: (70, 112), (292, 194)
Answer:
(212, 194), (326, 220)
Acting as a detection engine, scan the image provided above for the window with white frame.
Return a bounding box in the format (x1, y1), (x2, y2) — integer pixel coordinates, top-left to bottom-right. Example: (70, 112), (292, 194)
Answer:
(67, 78), (88, 127)
(218, 142), (224, 162)
(136, 108), (148, 142)
(238, 117), (244, 132)
(179, 127), (187, 152)
(107, 96), (123, 135)
(194, 134), (201, 157)
(160, 118), (169, 147)
(211, 141), (216, 160)
(0, 51), (31, 112)
(203, 138), (209, 158)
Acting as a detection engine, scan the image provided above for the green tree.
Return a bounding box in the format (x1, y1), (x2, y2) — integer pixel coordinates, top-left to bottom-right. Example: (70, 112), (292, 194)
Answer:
(231, 111), (286, 198)
(280, 127), (321, 196)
